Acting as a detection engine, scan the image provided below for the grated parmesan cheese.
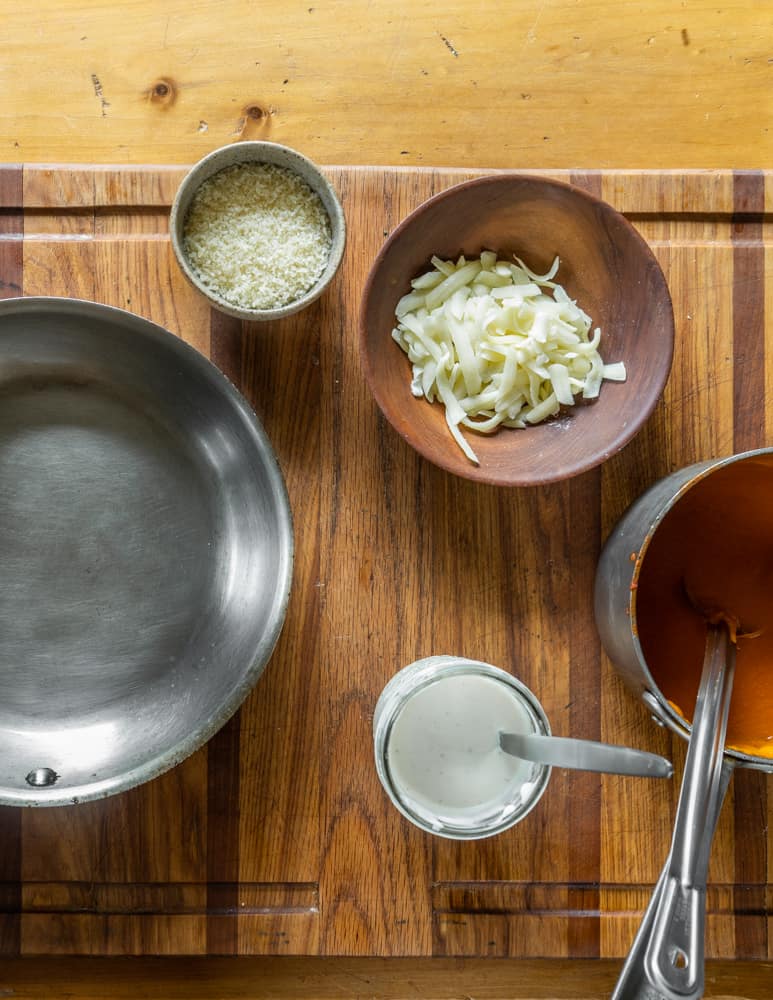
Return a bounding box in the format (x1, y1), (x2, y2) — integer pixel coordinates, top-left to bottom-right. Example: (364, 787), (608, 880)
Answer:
(183, 162), (332, 311)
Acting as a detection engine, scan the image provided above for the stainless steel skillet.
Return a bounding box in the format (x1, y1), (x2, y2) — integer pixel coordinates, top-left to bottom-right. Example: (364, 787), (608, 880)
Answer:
(0, 297), (293, 806)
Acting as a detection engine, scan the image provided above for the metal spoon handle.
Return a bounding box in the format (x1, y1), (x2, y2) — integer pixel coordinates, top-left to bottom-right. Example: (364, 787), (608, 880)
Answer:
(498, 732), (673, 778)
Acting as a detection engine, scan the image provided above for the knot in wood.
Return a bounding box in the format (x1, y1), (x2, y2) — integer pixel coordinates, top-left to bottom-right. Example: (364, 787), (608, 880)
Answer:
(148, 78), (177, 108)
(232, 104), (272, 138)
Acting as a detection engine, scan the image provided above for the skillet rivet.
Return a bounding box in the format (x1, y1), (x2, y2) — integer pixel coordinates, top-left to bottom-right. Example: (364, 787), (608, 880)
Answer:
(25, 767), (59, 787)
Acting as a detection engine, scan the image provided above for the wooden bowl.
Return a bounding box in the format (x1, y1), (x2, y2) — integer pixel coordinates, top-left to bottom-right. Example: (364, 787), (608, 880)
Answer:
(359, 174), (674, 486)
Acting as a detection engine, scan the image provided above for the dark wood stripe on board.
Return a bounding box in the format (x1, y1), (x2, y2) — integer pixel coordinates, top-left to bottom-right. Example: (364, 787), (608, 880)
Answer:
(565, 171), (604, 959)
(206, 310), (245, 955)
(565, 470), (603, 958)
(0, 164), (23, 295)
(731, 169), (768, 960)
(209, 310), (244, 387)
(0, 164), (23, 957)
(732, 171), (766, 448)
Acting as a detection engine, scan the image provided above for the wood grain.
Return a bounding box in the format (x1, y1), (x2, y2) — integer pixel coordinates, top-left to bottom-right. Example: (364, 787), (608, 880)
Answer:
(0, 166), (772, 987)
(731, 171), (768, 961)
(0, 956), (772, 999)
(1, 1), (771, 169)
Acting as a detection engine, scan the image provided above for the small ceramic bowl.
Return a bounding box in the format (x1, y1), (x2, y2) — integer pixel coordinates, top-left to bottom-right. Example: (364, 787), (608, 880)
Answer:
(170, 141), (346, 321)
(359, 174), (674, 486)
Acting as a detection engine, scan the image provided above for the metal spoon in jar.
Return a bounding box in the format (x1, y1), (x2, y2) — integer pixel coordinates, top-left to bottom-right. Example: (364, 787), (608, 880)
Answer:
(498, 731), (673, 778)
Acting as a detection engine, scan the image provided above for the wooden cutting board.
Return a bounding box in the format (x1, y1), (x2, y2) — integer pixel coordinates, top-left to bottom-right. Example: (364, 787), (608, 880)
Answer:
(0, 165), (770, 960)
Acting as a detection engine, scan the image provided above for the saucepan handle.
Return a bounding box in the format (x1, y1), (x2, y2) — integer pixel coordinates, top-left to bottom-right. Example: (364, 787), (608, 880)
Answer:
(610, 758), (735, 1000)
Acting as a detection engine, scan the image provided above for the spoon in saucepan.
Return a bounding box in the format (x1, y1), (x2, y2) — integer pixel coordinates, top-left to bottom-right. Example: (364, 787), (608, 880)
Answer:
(611, 586), (760, 1000)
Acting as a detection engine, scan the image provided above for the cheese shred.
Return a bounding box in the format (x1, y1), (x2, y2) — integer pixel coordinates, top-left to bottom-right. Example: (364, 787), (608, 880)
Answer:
(391, 253), (626, 465)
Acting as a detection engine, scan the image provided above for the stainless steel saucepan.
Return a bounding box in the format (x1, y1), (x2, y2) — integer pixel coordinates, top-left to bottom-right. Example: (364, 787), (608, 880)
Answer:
(594, 447), (773, 999)
(595, 447), (773, 767)
(0, 298), (293, 806)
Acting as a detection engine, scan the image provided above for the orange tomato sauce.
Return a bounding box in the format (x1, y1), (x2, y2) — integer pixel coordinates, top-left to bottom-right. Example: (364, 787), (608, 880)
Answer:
(635, 456), (773, 758)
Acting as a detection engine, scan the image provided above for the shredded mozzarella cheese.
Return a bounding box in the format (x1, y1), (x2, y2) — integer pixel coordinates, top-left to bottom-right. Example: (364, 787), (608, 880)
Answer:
(391, 253), (626, 464)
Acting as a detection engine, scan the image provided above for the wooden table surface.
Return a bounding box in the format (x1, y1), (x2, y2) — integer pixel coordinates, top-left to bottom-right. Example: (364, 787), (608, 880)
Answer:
(3, 0), (772, 170)
(2, 2), (773, 998)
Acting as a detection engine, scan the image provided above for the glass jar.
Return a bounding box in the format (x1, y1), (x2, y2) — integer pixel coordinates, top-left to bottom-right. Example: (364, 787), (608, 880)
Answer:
(373, 655), (551, 840)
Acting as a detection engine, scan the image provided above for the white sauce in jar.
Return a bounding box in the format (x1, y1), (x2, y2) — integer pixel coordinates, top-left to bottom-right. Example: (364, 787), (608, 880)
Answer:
(385, 672), (539, 829)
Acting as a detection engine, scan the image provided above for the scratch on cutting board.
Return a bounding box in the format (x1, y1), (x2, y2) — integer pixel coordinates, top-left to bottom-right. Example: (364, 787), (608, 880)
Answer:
(438, 32), (459, 57)
(90, 73), (110, 116)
